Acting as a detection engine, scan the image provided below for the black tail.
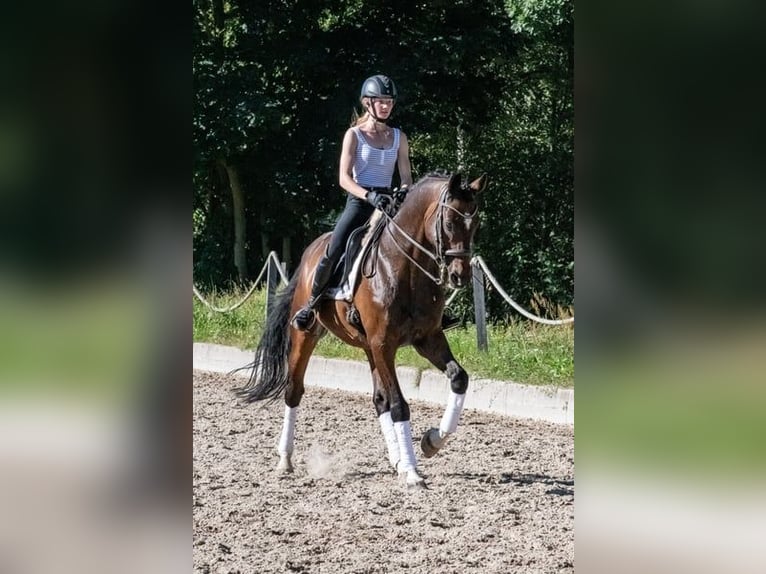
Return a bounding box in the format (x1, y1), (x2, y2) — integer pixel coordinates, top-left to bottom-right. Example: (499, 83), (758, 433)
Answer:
(235, 274), (298, 403)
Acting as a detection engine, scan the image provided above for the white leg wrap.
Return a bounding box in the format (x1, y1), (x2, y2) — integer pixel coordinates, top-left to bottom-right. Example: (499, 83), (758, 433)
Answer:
(439, 391), (466, 437)
(393, 421), (418, 473)
(277, 406), (298, 455)
(378, 412), (400, 467)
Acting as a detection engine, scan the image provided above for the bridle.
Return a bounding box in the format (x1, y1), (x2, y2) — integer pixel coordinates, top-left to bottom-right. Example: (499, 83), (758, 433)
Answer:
(379, 184), (478, 286)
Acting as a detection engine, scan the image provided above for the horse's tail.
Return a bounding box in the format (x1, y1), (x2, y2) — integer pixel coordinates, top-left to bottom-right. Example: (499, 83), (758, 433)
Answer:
(235, 273), (298, 403)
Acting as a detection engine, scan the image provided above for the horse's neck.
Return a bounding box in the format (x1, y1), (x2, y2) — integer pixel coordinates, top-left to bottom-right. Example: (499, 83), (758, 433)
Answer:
(375, 187), (441, 283)
(392, 190), (437, 250)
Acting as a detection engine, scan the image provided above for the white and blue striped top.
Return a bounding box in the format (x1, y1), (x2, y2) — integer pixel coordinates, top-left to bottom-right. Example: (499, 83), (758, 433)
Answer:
(352, 127), (400, 188)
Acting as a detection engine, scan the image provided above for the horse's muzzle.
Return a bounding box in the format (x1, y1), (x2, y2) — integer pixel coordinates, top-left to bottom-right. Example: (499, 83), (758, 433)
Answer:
(447, 259), (472, 289)
(444, 249), (472, 288)
(448, 271), (465, 288)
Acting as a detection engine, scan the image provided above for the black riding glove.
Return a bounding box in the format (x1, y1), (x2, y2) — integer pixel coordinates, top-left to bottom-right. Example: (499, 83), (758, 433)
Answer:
(365, 190), (391, 211)
(392, 185), (409, 203)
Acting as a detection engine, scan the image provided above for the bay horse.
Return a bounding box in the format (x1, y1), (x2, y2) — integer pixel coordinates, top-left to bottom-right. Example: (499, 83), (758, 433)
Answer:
(239, 171), (487, 487)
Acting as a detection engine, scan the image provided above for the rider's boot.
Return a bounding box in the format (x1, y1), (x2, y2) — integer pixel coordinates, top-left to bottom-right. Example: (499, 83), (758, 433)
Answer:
(441, 311), (461, 332)
(291, 254), (336, 331)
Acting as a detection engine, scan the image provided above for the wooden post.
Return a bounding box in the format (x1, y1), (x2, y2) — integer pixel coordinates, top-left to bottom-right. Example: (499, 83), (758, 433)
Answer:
(266, 255), (278, 320)
(472, 263), (488, 351)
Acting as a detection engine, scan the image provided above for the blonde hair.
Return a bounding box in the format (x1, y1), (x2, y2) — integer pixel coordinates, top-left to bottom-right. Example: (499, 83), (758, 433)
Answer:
(352, 111), (371, 127)
(351, 96), (395, 127)
(351, 98), (372, 127)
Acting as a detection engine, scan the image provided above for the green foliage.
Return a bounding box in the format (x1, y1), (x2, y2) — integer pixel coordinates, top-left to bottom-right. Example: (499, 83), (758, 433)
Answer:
(192, 165), (235, 287)
(505, 0), (572, 35)
(193, 287), (267, 349)
(193, 0), (573, 320)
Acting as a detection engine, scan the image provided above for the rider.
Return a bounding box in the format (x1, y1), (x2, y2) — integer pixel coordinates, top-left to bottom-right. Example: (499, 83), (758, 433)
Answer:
(291, 75), (459, 332)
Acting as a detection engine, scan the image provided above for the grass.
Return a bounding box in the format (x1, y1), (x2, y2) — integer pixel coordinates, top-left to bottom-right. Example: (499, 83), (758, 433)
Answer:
(193, 287), (574, 387)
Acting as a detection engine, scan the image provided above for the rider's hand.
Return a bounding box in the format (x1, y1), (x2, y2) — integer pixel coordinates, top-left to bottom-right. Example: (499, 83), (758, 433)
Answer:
(393, 184), (409, 203)
(365, 190), (392, 212)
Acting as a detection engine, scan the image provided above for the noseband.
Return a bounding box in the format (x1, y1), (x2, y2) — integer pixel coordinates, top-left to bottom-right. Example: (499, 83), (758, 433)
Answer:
(381, 184), (478, 286)
(435, 188), (478, 260)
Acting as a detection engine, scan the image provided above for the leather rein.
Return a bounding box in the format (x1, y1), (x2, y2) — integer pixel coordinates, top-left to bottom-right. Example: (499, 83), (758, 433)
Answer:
(376, 184), (478, 286)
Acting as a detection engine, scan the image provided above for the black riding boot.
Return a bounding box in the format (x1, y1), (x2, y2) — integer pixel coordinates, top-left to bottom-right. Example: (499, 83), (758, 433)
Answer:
(441, 311), (461, 332)
(291, 255), (336, 331)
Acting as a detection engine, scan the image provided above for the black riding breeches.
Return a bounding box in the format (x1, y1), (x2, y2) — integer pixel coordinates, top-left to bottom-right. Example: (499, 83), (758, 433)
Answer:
(325, 195), (375, 264)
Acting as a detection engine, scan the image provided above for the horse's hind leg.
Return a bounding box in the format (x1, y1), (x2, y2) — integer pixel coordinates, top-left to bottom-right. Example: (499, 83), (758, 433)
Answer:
(413, 332), (469, 458)
(276, 328), (321, 473)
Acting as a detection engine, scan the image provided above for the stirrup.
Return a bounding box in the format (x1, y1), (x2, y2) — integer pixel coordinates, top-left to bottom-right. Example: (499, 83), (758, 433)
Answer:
(291, 306), (316, 331)
(347, 304), (364, 332)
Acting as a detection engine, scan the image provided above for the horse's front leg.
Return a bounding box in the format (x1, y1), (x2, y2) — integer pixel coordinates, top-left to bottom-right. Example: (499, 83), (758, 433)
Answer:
(413, 331), (469, 458)
(369, 343), (425, 487)
(365, 350), (400, 471)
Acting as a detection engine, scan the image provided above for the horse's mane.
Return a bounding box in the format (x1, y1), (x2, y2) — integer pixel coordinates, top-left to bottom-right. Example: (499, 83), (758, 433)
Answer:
(411, 170), (452, 195)
(414, 170), (475, 202)
(423, 169), (453, 180)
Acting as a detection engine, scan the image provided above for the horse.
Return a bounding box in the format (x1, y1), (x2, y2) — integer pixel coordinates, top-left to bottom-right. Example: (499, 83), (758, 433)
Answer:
(238, 171), (487, 487)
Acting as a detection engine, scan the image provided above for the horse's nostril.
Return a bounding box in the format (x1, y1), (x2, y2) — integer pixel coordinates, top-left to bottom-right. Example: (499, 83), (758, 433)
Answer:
(449, 272), (461, 286)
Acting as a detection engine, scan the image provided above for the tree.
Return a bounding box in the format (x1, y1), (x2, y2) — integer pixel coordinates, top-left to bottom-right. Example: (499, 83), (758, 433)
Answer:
(193, 0), (574, 320)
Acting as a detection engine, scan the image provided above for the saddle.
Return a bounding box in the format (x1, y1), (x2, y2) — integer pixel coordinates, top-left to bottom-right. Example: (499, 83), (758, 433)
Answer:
(325, 209), (386, 304)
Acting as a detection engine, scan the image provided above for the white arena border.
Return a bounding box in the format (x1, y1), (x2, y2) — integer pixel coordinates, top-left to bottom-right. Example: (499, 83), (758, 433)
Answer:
(194, 342), (573, 425)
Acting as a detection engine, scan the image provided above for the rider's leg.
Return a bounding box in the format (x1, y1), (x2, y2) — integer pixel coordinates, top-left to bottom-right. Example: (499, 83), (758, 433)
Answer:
(441, 311), (461, 332)
(291, 196), (374, 331)
(290, 250), (336, 330)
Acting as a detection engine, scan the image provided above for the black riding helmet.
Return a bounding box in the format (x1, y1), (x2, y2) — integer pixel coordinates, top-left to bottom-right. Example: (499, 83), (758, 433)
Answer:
(360, 75), (398, 100)
(360, 75), (397, 123)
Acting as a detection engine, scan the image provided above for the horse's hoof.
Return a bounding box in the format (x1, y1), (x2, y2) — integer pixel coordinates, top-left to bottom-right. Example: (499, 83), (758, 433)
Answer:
(421, 427), (445, 458)
(398, 469), (427, 488)
(276, 455), (294, 474)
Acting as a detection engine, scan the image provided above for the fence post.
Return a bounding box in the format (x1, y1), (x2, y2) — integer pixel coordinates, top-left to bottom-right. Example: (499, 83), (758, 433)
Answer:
(266, 255), (278, 320)
(472, 262), (488, 351)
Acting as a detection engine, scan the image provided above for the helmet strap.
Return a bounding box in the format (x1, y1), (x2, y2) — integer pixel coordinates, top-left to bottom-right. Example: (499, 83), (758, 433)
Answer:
(366, 99), (390, 125)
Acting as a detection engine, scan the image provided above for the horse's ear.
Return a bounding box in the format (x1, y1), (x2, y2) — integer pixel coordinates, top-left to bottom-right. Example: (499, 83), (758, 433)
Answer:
(447, 172), (462, 195)
(469, 173), (488, 194)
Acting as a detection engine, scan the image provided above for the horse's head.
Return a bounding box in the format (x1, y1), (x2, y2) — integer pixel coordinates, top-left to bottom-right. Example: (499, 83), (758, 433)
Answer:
(437, 172), (488, 288)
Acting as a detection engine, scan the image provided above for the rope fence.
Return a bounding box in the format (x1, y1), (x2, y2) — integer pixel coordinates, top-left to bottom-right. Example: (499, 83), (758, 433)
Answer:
(469, 256), (574, 326)
(193, 252), (574, 332)
(193, 251), (288, 312)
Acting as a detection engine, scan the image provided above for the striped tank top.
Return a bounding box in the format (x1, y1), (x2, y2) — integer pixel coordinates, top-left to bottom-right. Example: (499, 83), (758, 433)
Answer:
(352, 126), (400, 188)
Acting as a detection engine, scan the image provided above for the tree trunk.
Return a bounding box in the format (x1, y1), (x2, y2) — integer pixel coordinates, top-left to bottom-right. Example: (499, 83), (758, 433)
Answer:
(281, 236), (292, 273)
(220, 159), (247, 282)
(260, 212), (269, 259)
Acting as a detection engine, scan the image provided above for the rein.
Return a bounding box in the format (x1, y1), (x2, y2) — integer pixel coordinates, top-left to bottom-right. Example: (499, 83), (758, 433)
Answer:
(378, 184), (478, 286)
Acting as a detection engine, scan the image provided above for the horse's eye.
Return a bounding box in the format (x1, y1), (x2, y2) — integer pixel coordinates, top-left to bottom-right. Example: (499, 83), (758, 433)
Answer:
(445, 221), (454, 232)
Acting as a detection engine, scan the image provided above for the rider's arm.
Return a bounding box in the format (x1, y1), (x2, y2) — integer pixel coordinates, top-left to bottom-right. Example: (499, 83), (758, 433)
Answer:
(397, 131), (413, 188)
(339, 128), (370, 200)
